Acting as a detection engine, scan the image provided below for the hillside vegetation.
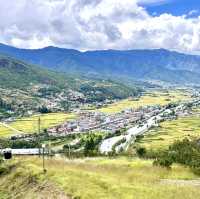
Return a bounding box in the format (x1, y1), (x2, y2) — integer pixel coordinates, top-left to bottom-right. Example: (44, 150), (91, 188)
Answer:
(0, 54), (138, 98)
(1, 157), (200, 199)
(0, 54), (140, 119)
(0, 55), (68, 89)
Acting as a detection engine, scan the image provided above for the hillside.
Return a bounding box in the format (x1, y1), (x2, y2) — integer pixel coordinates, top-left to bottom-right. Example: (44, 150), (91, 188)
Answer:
(1, 157), (200, 199)
(0, 54), (68, 89)
(0, 54), (140, 118)
(0, 54), (138, 96)
(1, 44), (200, 84)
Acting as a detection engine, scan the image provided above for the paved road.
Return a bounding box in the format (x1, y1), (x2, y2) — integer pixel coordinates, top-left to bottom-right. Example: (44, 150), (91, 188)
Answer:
(99, 135), (124, 153)
(100, 114), (163, 154)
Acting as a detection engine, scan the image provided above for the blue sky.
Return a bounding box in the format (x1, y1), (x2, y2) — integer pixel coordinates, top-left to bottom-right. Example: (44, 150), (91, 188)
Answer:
(0, 0), (199, 53)
(141, 0), (200, 16)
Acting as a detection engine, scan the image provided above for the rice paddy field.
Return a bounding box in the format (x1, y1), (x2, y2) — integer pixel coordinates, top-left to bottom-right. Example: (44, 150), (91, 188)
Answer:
(137, 110), (200, 151)
(0, 113), (76, 138)
(1, 156), (200, 199)
(99, 90), (191, 114)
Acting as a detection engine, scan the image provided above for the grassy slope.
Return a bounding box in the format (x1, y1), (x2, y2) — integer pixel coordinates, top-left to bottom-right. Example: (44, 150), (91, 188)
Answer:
(137, 109), (200, 151)
(0, 113), (76, 137)
(0, 160), (70, 199)
(0, 54), (69, 89)
(99, 90), (191, 114)
(1, 157), (200, 199)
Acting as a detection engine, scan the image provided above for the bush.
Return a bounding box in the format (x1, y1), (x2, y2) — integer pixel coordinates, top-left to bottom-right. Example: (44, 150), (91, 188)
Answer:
(153, 157), (173, 168)
(83, 134), (103, 156)
(0, 157), (3, 164)
(152, 138), (200, 173)
(108, 150), (117, 158)
(136, 147), (147, 158)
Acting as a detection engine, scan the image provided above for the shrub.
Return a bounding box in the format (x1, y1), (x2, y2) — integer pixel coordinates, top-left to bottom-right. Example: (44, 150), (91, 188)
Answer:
(136, 147), (147, 158)
(153, 157), (173, 168)
(0, 166), (9, 175)
(152, 138), (200, 173)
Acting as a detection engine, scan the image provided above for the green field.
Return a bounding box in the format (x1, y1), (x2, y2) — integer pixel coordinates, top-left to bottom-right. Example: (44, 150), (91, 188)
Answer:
(137, 111), (200, 151)
(0, 113), (76, 138)
(1, 157), (200, 199)
(99, 90), (191, 114)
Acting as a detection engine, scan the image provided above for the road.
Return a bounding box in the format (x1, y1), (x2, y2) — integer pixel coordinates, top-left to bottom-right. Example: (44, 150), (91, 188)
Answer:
(99, 135), (124, 153)
(100, 112), (163, 154)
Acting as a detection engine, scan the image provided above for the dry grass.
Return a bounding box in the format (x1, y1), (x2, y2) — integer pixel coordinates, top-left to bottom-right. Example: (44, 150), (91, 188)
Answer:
(98, 90), (191, 114)
(1, 156), (199, 199)
(0, 113), (76, 137)
(138, 113), (200, 151)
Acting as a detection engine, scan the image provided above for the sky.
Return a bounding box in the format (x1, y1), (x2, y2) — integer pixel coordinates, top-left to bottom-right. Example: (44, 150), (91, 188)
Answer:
(0, 0), (200, 53)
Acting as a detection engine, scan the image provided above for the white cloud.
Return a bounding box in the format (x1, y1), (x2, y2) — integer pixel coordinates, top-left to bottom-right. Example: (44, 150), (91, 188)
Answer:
(187, 9), (199, 17)
(137, 0), (168, 5)
(0, 0), (200, 53)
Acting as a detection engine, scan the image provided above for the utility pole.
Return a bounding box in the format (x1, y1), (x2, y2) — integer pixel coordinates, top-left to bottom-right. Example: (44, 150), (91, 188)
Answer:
(68, 144), (71, 159)
(38, 117), (41, 134)
(42, 144), (47, 173)
(38, 117), (41, 157)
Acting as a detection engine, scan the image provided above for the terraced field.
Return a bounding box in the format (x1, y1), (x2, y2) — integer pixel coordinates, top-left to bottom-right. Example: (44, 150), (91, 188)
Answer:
(1, 157), (200, 199)
(99, 90), (191, 114)
(0, 113), (76, 137)
(137, 110), (200, 151)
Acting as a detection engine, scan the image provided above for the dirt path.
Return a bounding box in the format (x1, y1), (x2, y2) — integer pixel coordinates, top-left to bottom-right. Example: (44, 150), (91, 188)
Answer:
(161, 179), (200, 186)
(34, 181), (71, 199)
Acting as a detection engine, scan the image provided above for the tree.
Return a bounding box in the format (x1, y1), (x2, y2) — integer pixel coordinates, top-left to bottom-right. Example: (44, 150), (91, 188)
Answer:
(136, 147), (147, 158)
(38, 106), (51, 114)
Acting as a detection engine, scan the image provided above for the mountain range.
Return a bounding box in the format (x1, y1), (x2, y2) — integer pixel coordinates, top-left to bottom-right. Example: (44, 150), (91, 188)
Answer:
(0, 43), (200, 85)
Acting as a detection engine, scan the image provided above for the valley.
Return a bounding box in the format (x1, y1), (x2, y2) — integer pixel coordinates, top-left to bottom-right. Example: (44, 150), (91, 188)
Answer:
(1, 45), (200, 199)
(1, 83), (200, 199)
(1, 1), (200, 198)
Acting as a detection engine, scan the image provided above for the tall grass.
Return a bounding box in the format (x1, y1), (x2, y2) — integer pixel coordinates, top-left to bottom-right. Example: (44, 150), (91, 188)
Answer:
(2, 156), (199, 199)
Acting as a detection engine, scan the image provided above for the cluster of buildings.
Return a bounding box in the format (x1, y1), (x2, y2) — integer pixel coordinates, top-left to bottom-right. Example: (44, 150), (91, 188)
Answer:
(47, 105), (162, 137)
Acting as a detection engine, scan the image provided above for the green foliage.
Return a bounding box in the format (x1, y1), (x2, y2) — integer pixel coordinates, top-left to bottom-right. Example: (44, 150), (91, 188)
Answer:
(153, 151), (173, 168)
(0, 155), (9, 176)
(0, 165), (9, 176)
(0, 98), (13, 111)
(62, 133), (104, 157)
(152, 138), (200, 173)
(136, 147), (147, 158)
(0, 55), (140, 107)
(38, 106), (51, 114)
(83, 134), (103, 156)
(79, 81), (138, 102)
(0, 156), (3, 164)
(0, 55), (66, 89)
(0, 139), (40, 149)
